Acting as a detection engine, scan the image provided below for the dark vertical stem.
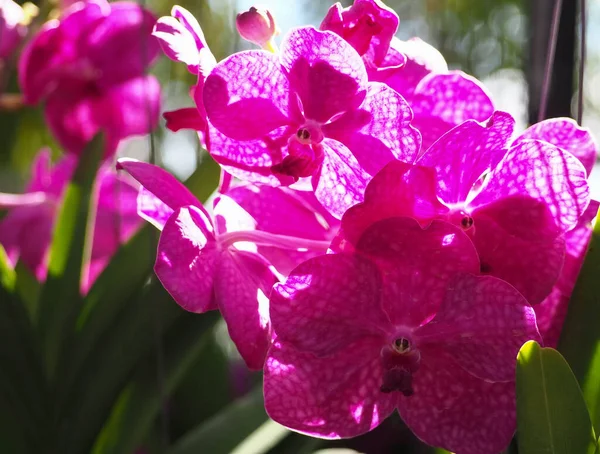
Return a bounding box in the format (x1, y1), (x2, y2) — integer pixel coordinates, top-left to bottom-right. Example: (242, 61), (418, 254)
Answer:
(538, 0), (563, 123)
(528, 0), (577, 123)
(577, 0), (586, 125)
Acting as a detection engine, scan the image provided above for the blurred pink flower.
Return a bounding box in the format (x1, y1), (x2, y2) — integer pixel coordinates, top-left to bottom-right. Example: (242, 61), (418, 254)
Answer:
(236, 6), (277, 48)
(0, 149), (140, 292)
(18, 0), (161, 157)
(0, 0), (26, 60)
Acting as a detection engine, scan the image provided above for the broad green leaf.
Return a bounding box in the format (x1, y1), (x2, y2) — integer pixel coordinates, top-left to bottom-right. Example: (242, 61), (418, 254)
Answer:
(516, 341), (597, 454)
(0, 246), (47, 451)
(90, 311), (220, 454)
(558, 207), (600, 433)
(167, 387), (271, 454)
(53, 225), (158, 412)
(56, 280), (182, 453)
(37, 134), (105, 378)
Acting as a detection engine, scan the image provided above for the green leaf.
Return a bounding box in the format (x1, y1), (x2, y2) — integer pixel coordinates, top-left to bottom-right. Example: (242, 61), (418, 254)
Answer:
(90, 311), (220, 454)
(52, 225), (158, 412)
(558, 207), (600, 433)
(56, 280), (182, 453)
(167, 387), (272, 454)
(229, 420), (290, 454)
(37, 134), (105, 378)
(0, 246), (48, 451)
(516, 340), (597, 454)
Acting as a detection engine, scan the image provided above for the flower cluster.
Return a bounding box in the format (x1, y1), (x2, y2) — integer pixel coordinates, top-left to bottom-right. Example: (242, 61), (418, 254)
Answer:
(115, 1), (597, 452)
(31, 0), (591, 453)
(0, 0), (595, 451)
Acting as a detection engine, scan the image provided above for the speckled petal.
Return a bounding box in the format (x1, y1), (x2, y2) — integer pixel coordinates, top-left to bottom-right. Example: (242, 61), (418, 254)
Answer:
(323, 82), (420, 175)
(216, 250), (277, 370)
(398, 347), (516, 454)
(417, 111), (514, 204)
(270, 253), (391, 357)
(264, 339), (397, 438)
(356, 217), (480, 327)
(412, 72), (495, 150)
(516, 118), (597, 177)
(313, 139), (371, 219)
(204, 50), (290, 141)
(154, 205), (218, 312)
(471, 139), (590, 234)
(207, 123), (286, 185)
(281, 27), (367, 123)
(471, 212), (565, 305)
(336, 160), (447, 250)
(417, 274), (540, 382)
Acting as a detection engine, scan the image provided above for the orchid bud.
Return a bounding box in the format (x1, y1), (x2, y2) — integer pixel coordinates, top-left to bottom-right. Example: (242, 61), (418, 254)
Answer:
(235, 6), (277, 50)
(0, 0), (27, 60)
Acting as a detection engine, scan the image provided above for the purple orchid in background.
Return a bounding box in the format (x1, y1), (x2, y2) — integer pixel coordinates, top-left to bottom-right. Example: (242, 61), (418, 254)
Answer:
(153, 5), (216, 140)
(0, 0), (26, 61)
(0, 149), (140, 292)
(265, 216), (541, 454)
(117, 159), (335, 369)
(18, 0), (161, 157)
(236, 6), (278, 49)
(335, 111), (591, 305)
(202, 25), (420, 218)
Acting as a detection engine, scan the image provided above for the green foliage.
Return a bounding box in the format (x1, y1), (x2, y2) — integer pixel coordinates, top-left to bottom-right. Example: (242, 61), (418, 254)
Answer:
(516, 341), (597, 454)
(558, 207), (600, 432)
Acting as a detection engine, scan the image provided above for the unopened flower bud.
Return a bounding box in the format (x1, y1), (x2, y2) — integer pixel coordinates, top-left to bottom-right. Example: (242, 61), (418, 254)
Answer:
(0, 0), (27, 60)
(236, 6), (277, 50)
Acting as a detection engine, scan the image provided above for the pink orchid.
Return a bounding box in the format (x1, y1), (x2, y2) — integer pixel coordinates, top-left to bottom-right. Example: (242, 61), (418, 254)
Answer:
(265, 216), (541, 454)
(334, 111), (590, 305)
(202, 25), (420, 218)
(0, 0), (26, 60)
(0, 149), (140, 292)
(18, 0), (161, 157)
(117, 159), (335, 369)
(236, 6), (278, 49)
(152, 6), (216, 141)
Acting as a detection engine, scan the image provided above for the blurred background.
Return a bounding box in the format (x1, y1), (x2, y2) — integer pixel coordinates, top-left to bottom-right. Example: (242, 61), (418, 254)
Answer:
(0, 1), (596, 453)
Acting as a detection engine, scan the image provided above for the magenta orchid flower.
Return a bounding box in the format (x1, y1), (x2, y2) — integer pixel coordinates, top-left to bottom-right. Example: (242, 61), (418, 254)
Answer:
(153, 5), (217, 138)
(117, 159), (336, 369)
(265, 216), (541, 454)
(0, 149), (140, 292)
(18, 0), (161, 157)
(202, 25), (420, 218)
(334, 112), (590, 305)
